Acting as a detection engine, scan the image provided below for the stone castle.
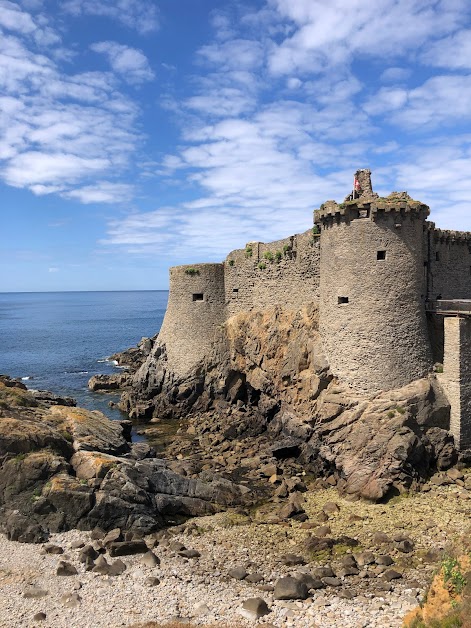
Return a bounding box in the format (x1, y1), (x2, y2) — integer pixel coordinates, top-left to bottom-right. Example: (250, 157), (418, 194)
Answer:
(156, 171), (471, 449)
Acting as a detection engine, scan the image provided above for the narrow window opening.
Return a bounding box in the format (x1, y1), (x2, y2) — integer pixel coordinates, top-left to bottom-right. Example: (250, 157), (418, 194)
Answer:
(232, 288), (239, 293)
(192, 293), (204, 301)
(338, 296), (349, 304)
(377, 250), (386, 260)
(358, 209), (370, 219)
(435, 251), (440, 261)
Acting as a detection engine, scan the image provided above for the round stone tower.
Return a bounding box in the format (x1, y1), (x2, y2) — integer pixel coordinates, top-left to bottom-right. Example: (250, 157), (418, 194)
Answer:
(315, 172), (433, 393)
(158, 263), (226, 377)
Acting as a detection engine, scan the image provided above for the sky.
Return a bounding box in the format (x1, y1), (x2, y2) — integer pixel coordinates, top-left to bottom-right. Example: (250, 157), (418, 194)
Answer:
(1, 0), (471, 292)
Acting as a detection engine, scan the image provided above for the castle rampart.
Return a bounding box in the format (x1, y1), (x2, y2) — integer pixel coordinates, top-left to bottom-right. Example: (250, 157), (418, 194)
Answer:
(426, 225), (471, 300)
(223, 229), (320, 317)
(156, 170), (471, 435)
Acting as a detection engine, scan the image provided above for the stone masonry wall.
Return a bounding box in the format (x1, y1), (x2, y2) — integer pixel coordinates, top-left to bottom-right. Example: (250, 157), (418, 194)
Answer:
(224, 229), (320, 316)
(426, 227), (471, 300)
(158, 263), (226, 377)
(319, 208), (432, 393)
(439, 317), (471, 449)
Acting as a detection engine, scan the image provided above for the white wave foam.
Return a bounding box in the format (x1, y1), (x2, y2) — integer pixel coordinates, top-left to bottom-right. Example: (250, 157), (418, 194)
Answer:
(21, 376), (31, 381)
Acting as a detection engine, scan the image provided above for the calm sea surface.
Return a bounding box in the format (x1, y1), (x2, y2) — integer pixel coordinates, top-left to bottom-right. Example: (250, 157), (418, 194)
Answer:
(0, 291), (168, 422)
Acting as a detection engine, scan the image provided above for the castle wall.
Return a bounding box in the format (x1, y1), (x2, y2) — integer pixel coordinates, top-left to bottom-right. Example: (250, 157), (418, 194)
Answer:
(224, 229), (320, 316)
(158, 263), (226, 377)
(427, 228), (471, 300)
(318, 207), (432, 393)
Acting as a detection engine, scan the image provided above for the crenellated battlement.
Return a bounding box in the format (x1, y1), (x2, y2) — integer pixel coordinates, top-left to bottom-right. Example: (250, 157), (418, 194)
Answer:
(428, 224), (471, 243)
(315, 197), (429, 224)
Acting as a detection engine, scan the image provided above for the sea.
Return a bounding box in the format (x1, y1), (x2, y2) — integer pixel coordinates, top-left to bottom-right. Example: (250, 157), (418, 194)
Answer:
(0, 291), (168, 425)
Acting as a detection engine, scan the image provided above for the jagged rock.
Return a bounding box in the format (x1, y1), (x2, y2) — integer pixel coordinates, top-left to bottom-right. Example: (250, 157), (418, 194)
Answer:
(88, 374), (129, 392)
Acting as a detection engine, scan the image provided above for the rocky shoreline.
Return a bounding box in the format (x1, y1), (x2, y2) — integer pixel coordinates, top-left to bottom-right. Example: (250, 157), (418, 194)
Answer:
(1, 479), (470, 627)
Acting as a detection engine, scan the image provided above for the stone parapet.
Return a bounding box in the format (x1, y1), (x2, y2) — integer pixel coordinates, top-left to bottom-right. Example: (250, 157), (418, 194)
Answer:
(314, 198), (429, 224)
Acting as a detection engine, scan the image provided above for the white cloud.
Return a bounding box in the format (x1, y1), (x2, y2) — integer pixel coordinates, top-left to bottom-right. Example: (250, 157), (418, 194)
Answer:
(62, 0), (159, 34)
(0, 5), (143, 202)
(66, 182), (134, 204)
(364, 75), (471, 127)
(0, 0), (36, 34)
(267, 0), (467, 75)
(422, 29), (471, 70)
(90, 41), (154, 84)
(380, 67), (411, 82)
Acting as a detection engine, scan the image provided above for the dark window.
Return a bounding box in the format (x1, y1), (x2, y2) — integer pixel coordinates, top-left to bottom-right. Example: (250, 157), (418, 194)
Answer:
(233, 288), (239, 293)
(436, 251), (440, 261)
(192, 293), (204, 301)
(338, 296), (349, 304)
(377, 250), (386, 260)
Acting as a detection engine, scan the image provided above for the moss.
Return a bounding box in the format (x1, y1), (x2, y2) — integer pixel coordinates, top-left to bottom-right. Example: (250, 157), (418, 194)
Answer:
(184, 267), (199, 276)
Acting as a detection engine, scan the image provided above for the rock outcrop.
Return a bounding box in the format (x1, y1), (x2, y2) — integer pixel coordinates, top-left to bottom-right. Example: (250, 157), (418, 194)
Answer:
(0, 376), (247, 543)
(117, 306), (456, 501)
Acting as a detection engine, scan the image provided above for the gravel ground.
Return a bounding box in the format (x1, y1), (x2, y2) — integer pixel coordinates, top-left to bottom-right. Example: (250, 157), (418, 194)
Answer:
(0, 482), (469, 628)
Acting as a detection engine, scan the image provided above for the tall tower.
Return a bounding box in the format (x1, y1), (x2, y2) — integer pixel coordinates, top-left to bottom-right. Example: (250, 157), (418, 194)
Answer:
(315, 172), (433, 393)
(158, 263), (226, 377)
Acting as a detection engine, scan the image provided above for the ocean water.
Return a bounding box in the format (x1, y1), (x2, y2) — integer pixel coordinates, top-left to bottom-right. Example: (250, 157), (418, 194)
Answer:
(0, 291), (168, 422)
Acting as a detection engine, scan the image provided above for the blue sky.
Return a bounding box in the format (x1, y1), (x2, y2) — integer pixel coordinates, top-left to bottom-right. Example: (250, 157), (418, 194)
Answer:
(1, 0), (471, 291)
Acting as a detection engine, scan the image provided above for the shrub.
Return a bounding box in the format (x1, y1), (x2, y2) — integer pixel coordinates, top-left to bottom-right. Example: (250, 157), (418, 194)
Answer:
(184, 268), (199, 276)
(228, 259), (235, 266)
(275, 250), (282, 263)
(312, 225), (320, 235)
(442, 557), (467, 594)
(258, 262), (267, 270)
(245, 246), (253, 258)
(263, 251), (274, 262)
(283, 244), (292, 254)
